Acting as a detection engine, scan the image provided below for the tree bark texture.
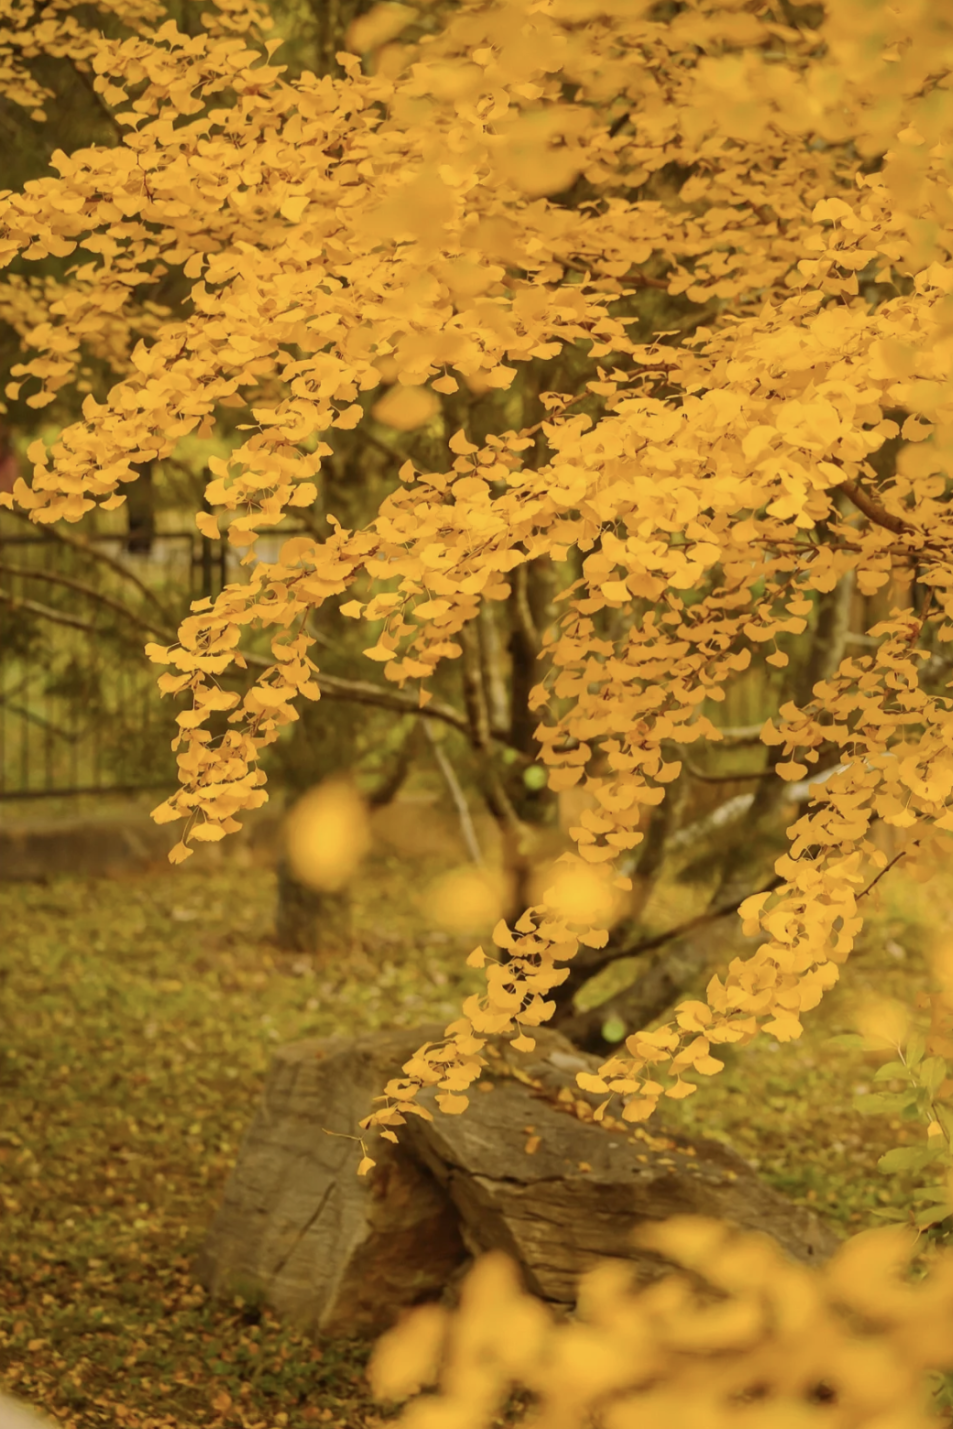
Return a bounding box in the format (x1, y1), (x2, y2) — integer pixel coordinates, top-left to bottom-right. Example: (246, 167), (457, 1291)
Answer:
(274, 857), (352, 956)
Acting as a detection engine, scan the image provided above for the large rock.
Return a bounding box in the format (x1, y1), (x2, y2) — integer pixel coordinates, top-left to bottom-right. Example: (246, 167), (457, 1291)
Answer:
(0, 1396), (49, 1429)
(403, 1028), (842, 1306)
(198, 1024), (844, 1336)
(195, 1024), (466, 1337)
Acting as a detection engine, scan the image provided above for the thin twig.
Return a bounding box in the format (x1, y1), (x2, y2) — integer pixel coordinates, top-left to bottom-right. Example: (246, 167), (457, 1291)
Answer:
(858, 848), (908, 901)
(2, 507), (174, 618)
(0, 588), (97, 633)
(424, 719), (483, 865)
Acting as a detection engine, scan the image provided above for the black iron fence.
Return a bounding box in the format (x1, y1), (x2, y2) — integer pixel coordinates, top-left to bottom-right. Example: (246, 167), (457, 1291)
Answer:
(0, 518), (234, 800)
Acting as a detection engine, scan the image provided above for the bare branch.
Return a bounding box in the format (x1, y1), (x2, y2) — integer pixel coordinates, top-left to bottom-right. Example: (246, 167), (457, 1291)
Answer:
(424, 719), (483, 865)
(839, 479), (908, 535)
(2, 507), (174, 618)
(665, 791), (759, 856)
(562, 788), (896, 1007)
(310, 669), (473, 737)
(0, 587), (97, 633)
(367, 719), (422, 808)
(0, 563), (172, 640)
(858, 847), (908, 901)
(558, 867), (788, 994)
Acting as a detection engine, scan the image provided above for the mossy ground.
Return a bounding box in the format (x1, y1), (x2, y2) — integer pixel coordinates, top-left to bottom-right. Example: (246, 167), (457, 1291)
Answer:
(2, 820), (952, 1429)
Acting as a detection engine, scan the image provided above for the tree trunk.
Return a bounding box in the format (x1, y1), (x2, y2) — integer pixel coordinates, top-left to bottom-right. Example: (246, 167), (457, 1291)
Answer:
(708, 570), (855, 907)
(550, 934), (713, 1055)
(125, 460), (155, 554)
(547, 765), (689, 1027)
(274, 858), (353, 956)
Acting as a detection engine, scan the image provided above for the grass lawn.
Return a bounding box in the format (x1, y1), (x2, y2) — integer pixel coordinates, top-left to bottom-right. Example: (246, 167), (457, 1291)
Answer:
(2, 820), (952, 1429)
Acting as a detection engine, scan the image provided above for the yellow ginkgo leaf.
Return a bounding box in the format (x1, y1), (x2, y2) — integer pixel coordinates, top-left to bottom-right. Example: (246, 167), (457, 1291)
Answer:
(371, 384), (441, 431)
(285, 777), (371, 891)
(426, 868), (506, 934)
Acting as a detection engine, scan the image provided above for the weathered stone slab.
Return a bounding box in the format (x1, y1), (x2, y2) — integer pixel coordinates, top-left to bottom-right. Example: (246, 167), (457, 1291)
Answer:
(0, 804), (280, 880)
(0, 812), (171, 880)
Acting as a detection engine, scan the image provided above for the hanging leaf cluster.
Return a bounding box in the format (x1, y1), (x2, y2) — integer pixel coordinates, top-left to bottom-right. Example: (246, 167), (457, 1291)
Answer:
(4, 0), (953, 1162)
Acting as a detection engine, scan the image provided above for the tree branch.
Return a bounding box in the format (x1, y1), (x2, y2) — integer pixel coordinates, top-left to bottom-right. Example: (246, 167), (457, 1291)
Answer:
(367, 718), (422, 808)
(555, 867), (789, 1007)
(311, 669), (476, 738)
(70, 59), (127, 144)
(2, 507), (174, 618)
(0, 568), (509, 747)
(677, 756), (774, 783)
(839, 479), (908, 535)
(560, 257), (670, 289)
(510, 563), (539, 658)
(709, 723), (767, 744)
(621, 873), (785, 962)
(424, 719), (483, 865)
(585, 792), (900, 1034)
(0, 563), (172, 641)
(0, 587), (97, 633)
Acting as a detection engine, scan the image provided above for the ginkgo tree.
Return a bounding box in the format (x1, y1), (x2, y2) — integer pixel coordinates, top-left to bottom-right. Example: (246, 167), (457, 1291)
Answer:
(5, 0), (953, 1218)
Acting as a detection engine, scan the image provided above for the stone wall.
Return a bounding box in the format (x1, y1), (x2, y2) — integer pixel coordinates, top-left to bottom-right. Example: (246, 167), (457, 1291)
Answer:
(0, 801), (281, 881)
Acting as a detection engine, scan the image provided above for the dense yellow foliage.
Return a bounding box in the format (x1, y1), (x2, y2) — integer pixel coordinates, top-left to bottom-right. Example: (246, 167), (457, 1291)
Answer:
(369, 1213), (953, 1429)
(4, 0), (953, 1212)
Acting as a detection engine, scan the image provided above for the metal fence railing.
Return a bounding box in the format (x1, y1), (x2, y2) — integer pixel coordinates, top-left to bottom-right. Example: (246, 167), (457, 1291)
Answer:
(0, 520), (233, 800)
